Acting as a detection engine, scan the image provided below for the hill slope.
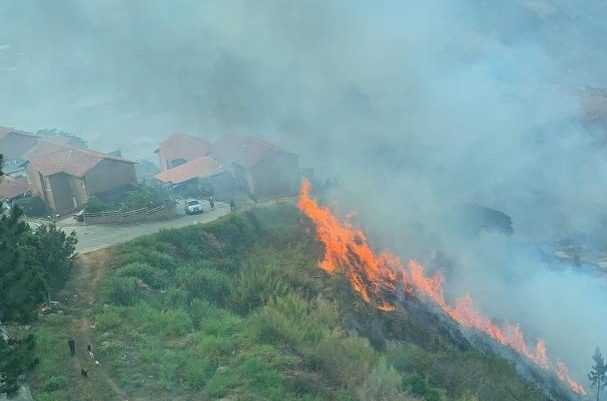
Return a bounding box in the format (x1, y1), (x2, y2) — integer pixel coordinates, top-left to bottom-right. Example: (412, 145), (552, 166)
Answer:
(30, 205), (553, 401)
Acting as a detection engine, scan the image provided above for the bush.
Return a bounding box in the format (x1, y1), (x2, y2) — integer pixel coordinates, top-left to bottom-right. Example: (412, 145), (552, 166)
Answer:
(43, 376), (67, 392)
(84, 195), (112, 212)
(101, 276), (142, 306)
(305, 334), (378, 390)
(188, 299), (242, 335)
(238, 357), (286, 401)
(246, 307), (302, 347)
(85, 184), (175, 212)
(402, 373), (444, 401)
(96, 307), (122, 332)
(183, 359), (216, 389)
(191, 334), (234, 365)
(356, 360), (417, 401)
(203, 368), (239, 398)
(175, 265), (232, 306)
(116, 262), (169, 289)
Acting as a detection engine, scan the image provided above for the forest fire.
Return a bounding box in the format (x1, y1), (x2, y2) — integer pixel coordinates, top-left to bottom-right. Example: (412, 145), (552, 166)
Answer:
(298, 179), (586, 396)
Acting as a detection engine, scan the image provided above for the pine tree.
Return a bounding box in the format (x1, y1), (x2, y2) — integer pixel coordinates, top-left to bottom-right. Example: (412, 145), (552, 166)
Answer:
(0, 201), (76, 396)
(589, 347), (607, 401)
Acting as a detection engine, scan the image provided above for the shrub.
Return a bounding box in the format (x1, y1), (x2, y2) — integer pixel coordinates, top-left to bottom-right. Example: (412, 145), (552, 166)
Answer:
(203, 368), (239, 398)
(183, 359), (216, 389)
(356, 360), (417, 401)
(43, 376), (67, 392)
(95, 307), (122, 332)
(101, 276), (142, 306)
(246, 307), (302, 347)
(116, 262), (169, 289)
(402, 373), (444, 401)
(188, 299), (243, 335)
(305, 334), (378, 390)
(84, 195), (112, 212)
(175, 265), (232, 305)
(238, 357), (286, 401)
(228, 264), (290, 315)
(85, 184), (175, 212)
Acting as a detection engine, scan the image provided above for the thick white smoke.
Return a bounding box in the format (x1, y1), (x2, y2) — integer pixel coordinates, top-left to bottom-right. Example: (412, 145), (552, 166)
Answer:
(1, 0), (606, 384)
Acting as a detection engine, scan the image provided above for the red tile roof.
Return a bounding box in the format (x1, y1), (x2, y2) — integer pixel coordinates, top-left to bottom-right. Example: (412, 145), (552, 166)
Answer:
(25, 139), (69, 159)
(0, 126), (11, 138)
(0, 177), (28, 200)
(157, 133), (212, 163)
(155, 155), (225, 184)
(0, 126), (38, 140)
(212, 134), (283, 168)
(27, 140), (135, 177)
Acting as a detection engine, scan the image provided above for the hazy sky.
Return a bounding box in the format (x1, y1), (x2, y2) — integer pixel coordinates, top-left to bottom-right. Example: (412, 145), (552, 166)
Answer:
(2, 0), (607, 385)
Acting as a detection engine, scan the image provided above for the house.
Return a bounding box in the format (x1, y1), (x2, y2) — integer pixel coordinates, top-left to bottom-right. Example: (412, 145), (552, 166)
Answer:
(211, 135), (301, 198)
(154, 133), (301, 199)
(155, 133), (212, 171)
(0, 177), (28, 204)
(135, 159), (161, 184)
(0, 127), (40, 177)
(154, 155), (233, 194)
(25, 141), (137, 215)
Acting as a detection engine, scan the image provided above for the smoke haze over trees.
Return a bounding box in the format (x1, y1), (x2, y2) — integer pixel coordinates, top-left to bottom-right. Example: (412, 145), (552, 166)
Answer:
(2, 0), (607, 383)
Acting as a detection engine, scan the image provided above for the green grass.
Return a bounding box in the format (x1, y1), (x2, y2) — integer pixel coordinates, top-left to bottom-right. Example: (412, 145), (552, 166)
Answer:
(30, 204), (550, 401)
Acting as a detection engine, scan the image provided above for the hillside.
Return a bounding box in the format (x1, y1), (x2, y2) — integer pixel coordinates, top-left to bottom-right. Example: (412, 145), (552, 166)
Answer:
(30, 205), (554, 401)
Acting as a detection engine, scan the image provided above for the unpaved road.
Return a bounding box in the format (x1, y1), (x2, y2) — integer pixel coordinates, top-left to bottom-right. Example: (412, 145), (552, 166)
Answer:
(56, 200), (230, 253)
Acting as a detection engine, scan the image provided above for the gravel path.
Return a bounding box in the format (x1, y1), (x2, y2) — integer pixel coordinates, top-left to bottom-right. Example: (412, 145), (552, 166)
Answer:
(54, 200), (230, 254)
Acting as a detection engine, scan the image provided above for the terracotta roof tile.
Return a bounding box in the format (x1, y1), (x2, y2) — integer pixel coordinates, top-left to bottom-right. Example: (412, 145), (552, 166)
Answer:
(155, 155), (225, 184)
(27, 140), (135, 177)
(212, 134), (283, 168)
(157, 133), (212, 163)
(0, 178), (28, 200)
(0, 126), (38, 140)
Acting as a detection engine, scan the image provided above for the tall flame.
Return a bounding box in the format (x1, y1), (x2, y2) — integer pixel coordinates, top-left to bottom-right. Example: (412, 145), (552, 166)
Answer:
(298, 179), (586, 395)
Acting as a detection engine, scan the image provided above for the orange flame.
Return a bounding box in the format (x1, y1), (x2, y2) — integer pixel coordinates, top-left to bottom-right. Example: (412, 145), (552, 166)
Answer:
(298, 179), (586, 395)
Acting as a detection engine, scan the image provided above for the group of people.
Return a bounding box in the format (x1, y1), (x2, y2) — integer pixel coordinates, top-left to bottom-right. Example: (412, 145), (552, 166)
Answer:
(208, 195), (237, 212)
(68, 336), (97, 378)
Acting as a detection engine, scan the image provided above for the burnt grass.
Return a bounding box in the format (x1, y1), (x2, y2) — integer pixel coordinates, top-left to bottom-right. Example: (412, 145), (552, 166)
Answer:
(31, 204), (570, 401)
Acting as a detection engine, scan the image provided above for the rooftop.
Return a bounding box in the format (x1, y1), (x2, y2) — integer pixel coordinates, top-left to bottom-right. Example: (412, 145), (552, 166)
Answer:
(27, 140), (135, 177)
(212, 134), (285, 168)
(155, 155), (225, 184)
(0, 177), (28, 201)
(156, 133), (212, 163)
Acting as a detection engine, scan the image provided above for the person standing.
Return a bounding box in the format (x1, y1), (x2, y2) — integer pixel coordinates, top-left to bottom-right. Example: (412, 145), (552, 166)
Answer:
(68, 336), (76, 357)
(209, 196), (215, 211)
(230, 198), (236, 212)
(87, 344), (94, 361)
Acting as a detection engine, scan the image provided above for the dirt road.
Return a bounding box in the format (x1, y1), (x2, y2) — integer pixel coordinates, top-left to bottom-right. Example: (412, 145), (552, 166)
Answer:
(55, 200), (230, 254)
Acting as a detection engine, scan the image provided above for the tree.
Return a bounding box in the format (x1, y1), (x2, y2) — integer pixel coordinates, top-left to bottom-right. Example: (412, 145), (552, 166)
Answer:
(589, 347), (607, 401)
(0, 202), (76, 396)
(25, 223), (77, 306)
(0, 205), (45, 323)
(0, 334), (38, 396)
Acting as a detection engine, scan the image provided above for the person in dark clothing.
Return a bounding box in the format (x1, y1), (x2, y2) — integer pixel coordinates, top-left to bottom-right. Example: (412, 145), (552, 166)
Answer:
(68, 336), (76, 357)
(230, 198), (236, 212)
(87, 344), (94, 361)
(209, 196), (215, 210)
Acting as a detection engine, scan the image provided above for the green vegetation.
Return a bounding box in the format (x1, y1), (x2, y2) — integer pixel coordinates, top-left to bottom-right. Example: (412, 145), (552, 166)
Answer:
(85, 184), (175, 213)
(36, 128), (87, 148)
(588, 348), (606, 401)
(30, 205), (550, 401)
(0, 203), (77, 396)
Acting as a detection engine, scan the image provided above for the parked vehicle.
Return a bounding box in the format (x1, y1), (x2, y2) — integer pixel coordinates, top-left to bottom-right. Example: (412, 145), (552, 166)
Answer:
(73, 209), (85, 222)
(184, 199), (203, 215)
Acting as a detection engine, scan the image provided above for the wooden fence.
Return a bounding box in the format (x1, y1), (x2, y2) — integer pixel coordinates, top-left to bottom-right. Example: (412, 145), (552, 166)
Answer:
(83, 204), (175, 225)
